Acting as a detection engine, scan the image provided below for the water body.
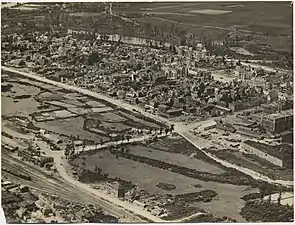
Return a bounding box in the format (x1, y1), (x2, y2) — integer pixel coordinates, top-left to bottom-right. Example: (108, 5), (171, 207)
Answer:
(69, 29), (171, 48)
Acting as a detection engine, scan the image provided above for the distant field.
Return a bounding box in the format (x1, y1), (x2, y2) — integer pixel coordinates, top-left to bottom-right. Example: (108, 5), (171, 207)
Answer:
(116, 2), (292, 52)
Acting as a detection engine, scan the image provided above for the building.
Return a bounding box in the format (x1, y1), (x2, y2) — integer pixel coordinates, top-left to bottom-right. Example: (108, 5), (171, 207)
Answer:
(229, 96), (266, 112)
(158, 104), (169, 113)
(242, 140), (293, 168)
(199, 120), (217, 131)
(215, 120), (236, 133)
(39, 133), (63, 149)
(162, 66), (178, 80)
(261, 109), (293, 134)
(160, 108), (182, 118)
(2, 144), (18, 152)
(106, 181), (127, 198)
(236, 127), (263, 139)
(117, 90), (126, 99)
(153, 75), (167, 85)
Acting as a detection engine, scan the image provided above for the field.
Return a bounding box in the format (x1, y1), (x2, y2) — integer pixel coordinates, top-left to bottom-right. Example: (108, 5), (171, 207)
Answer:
(36, 117), (108, 142)
(71, 141), (258, 221)
(116, 2), (292, 53)
(127, 144), (225, 174)
(2, 76), (166, 143)
(2, 81), (46, 116)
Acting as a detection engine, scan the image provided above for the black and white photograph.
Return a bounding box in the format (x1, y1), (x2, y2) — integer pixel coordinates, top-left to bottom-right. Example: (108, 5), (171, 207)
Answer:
(1, 1), (294, 223)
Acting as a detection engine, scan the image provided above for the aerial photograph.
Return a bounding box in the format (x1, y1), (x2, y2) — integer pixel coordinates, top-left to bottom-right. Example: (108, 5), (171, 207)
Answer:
(1, 1), (293, 223)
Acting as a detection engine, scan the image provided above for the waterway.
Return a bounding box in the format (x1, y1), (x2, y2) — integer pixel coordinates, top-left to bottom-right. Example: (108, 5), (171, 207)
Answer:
(69, 29), (171, 48)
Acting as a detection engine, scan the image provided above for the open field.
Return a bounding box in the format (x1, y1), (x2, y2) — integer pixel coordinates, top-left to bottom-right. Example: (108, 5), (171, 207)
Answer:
(36, 117), (108, 142)
(71, 147), (258, 221)
(2, 82), (42, 116)
(2, 96), (40, 117)
(128, 144), (225, 174)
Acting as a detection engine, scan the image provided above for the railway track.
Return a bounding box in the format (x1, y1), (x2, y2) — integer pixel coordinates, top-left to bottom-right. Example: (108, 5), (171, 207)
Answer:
(1, 154), (146, 222)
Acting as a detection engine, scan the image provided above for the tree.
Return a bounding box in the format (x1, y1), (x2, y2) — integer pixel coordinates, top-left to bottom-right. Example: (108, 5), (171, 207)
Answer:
(88, 51), (101, 65)
(170, 124), (175, 133)
(278, 191), (282, 206)
(126, 135), (130, 143)
(82, 161), (86, 169)
(165, 128), (169, 135)
(259, 183), (270, 200)
(94, 166), (102, 175)
(135, 98), (140, 104)
(120, 147), (125, 153)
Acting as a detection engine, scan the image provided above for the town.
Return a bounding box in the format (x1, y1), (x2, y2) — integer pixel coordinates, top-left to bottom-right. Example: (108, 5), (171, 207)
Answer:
(1, 2), (293, 223)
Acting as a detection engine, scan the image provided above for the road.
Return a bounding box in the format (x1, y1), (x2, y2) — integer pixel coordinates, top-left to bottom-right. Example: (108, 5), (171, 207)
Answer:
(74, 133), (168, 154)
(2, 67), (292, 192)
(177, 130), (294, 187)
